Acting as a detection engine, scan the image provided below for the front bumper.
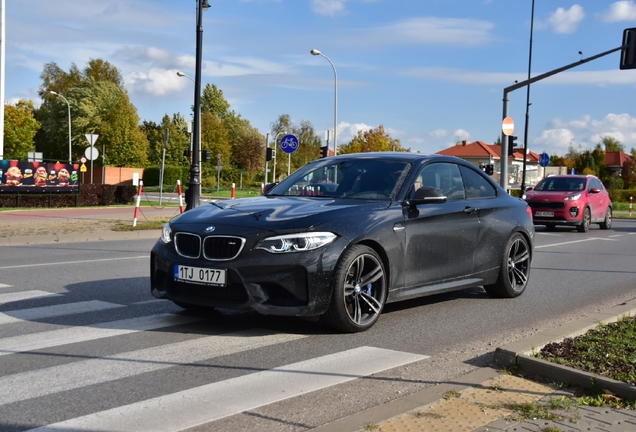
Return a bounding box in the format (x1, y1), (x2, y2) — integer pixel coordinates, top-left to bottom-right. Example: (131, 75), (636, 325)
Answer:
(528, 202), (583, 226)
(150, 238), (343, 317)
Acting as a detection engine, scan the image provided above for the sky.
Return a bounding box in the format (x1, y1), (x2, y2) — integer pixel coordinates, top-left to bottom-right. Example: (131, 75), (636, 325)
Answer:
(4, 0), (636, 157)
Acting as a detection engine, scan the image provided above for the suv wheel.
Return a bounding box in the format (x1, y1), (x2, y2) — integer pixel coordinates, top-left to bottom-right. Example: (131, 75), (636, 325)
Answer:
(599, 207), (612, 230)
(576, 208), (591, 233)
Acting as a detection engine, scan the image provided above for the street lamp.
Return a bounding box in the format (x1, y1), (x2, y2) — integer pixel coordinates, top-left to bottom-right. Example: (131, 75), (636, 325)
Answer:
(177, 70), (201, 168)
(49, 91), (72, 163)
(310, 49), (338, 156)
(185, 0), (211, 211)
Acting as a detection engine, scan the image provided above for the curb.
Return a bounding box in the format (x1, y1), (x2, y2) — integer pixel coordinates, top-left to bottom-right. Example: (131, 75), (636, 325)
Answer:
(0, 229), (161, 246)
(494, 297), (636, 400)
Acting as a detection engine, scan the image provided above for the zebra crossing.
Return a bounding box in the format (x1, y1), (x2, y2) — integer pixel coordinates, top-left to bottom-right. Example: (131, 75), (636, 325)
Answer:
(0, 285), (429, 431)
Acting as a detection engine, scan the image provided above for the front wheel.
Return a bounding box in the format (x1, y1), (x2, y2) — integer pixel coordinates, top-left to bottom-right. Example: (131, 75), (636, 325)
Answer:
(321, 245), (387, 333)
(599, 207), (612, 230)
(484, 233), (531, 298)
(577, 208), (591, 232)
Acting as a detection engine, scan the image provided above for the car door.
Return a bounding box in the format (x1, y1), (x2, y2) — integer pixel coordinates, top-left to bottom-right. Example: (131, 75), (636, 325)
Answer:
(402, 162), (480, 288)
(588, 177), (608, 219)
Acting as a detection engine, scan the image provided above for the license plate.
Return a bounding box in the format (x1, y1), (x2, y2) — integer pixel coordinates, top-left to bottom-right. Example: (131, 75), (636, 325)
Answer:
(174, 265), (226, 287)
(535, 211), (554, 217)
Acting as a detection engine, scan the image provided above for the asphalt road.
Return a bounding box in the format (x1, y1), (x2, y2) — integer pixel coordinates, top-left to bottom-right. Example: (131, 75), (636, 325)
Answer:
(0, 221), (635, 431)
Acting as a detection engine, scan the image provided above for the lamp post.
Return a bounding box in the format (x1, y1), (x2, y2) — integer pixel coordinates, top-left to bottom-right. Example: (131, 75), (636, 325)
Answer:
(185, 0), (210, 211)
(177, 70), (201, 175)
(520, 0), (535, 194)
(310, 49), (338, 156)
(50, 91), (72, 163)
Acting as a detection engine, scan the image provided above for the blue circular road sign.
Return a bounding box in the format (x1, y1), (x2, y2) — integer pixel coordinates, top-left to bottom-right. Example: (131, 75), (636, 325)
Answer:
(539, 152), (550, 167)
(280, 134), (299, 154)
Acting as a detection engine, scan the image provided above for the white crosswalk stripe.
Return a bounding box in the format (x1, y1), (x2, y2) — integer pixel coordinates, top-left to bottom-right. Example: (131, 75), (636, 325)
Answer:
(28, 347), (427, 432)
(0, 300), (125, 325)
(0, 313), (203, 356)
(0, 293), (429, 432)
(0, 290), (62, 304)
(0, 283), (12, 289)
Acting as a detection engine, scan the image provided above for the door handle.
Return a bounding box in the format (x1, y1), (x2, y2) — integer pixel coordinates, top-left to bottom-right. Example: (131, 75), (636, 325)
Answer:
(464, 206), (478, 214)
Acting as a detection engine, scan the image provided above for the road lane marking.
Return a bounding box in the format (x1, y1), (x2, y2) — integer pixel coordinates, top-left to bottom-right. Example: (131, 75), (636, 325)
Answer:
(0, 313), (203, 356)
(0, 300), (125, 325)
(28, 346), (428, 432)
(0, 284), (11, 289)
(0, 290), (62, 305)
(536, 237), (618, 249)
(0, 329), (306, 405)
(0, 256), (147, 270)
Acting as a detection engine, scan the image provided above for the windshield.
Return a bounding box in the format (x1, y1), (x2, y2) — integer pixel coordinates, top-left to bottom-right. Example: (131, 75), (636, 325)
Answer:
(534, 177), (586, 192)
(268, 158), (411, 200)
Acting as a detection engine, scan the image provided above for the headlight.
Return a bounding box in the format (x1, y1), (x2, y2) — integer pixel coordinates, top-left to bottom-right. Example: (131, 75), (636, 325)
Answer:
(564, 193), (582, 201)
(160, 223), (172, 244)
(521, 193), (527, 200)
(256, 232), (337, 254)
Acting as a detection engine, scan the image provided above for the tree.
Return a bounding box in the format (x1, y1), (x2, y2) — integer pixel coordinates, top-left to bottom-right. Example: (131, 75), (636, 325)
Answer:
(143, 114), (192, 167)
(3, 100), (40, 159)
(84, 58), (124, 88)
(621, 157), (635, 189)
(338, 125), (409, 154)
(200, 83), (231, 120)
(601, 136), (625, 153)
(35, 59), (148, 165)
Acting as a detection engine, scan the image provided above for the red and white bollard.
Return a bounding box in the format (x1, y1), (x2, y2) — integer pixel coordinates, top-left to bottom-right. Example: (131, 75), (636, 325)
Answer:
(261, 183), (264, 195)
(630, 196), (633, 218)
(231, 183), (236, 199)
(132, 181), (143, 227)
(176, 180), (184, 213)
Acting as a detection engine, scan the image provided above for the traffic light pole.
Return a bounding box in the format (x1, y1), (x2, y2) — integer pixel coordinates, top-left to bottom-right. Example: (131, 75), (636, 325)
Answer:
(500, 44), (626, 189)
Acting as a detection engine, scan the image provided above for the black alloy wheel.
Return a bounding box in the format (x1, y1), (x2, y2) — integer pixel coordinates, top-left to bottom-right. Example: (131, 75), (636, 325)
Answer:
(322, 245), (387, 333)
(484, 233), (531, 298)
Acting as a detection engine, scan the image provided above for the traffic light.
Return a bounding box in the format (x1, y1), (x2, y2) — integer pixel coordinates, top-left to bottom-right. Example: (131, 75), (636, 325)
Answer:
(485, 164), (494, 175)
(266, 147), (273, 161)
(620, 27), (636, 70)
(508, 135), (517, 156)
(320, 146), (329, 158)
(202, 150), (210, 162)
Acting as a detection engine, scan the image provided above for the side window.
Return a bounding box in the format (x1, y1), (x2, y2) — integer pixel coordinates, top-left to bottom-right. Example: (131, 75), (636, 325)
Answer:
(459, 165), (497, 199)
(411, 163), (465, 201)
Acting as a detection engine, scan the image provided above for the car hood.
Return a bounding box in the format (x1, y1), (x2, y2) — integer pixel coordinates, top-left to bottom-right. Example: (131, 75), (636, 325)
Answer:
(169, 196), (390, 233)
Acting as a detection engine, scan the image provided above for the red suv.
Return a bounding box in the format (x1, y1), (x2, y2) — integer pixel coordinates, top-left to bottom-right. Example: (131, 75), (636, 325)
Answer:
(523, 175), (612, 232)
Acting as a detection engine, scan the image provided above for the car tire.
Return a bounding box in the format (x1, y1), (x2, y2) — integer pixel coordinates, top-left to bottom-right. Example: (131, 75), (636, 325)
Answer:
(483, 232), (531, 298)
(576, 208), (591, 233)
(321, 245), (387, 333)
(599, 207), (612, 230)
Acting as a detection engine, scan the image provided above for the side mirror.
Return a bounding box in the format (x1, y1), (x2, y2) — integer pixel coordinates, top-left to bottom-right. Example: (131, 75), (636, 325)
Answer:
(525, 187), (533, 191)
(589, 187), (601, 194)
(404, 186), (447, 206)
(262, 182), (278, 195)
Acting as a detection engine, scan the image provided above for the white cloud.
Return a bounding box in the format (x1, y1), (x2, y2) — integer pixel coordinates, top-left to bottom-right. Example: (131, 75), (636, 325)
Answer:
(533, 113), (636, 155)
(431, 129), (447, 139)
(126, 69), (187, 96)
(360, 17), (494, 47)
(311, 0), (348, 16)
(547, 5), (585, 34)
(599, 1), (636, 22)
(453, 129), (470, 142)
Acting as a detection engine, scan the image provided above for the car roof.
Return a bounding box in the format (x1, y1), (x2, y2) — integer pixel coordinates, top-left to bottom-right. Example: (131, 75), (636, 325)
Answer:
(326, 152), (466, 164)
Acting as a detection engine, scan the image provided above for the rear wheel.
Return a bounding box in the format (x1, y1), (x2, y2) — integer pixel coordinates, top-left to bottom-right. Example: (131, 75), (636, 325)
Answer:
(484, 233), (530, 298)
(321, 245), (387, 333)
(576, 208), (591, 233)
(599, 207), (612, 230)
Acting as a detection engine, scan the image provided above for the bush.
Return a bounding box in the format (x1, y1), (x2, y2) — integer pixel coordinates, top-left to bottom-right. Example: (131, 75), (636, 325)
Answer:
(143, 165), (189, 187)
(608, 189), (636, 203)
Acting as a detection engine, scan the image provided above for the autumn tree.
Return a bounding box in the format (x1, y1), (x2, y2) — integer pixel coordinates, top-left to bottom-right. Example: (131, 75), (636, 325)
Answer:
(601, 136), (625, 152)
(338, 125), (409, 154)
(3, 100), (40, 159)
(35, 59), (148, 166)
(143, 114), (191, 167)
(268, 114), (321, 178)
